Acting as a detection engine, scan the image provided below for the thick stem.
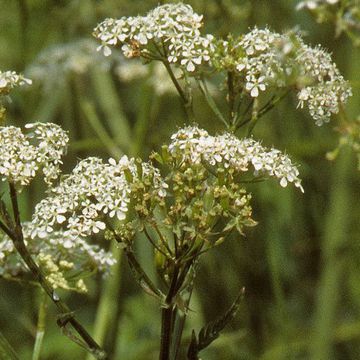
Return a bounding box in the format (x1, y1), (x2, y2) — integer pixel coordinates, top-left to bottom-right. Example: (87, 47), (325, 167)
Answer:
(160, 307), (174, 360)
(32, 290), (48, 360)
(159, 265), (180, 360)
(5, 183), (106, 359)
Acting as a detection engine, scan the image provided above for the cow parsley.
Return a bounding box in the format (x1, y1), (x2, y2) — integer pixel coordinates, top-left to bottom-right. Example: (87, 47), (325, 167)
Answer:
(214, 27), (351, 125)
(0, 224), (116, 293)
(168, 126), (304, 191)
(93, 3), (214, 72)
(0, 123), (69, 186)
(31, 156), (168, 240)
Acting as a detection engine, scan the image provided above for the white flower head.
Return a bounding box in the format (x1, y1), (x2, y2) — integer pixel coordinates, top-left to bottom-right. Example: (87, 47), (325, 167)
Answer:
(0, 223), (116, 292)
(93, 3), (215, 73)
(169, 126), (304, 192)
(31, 156), (168, 239)
(224, 27), (351, 125)
(0, 70), (32, 95)
(0, 123), (68, 186)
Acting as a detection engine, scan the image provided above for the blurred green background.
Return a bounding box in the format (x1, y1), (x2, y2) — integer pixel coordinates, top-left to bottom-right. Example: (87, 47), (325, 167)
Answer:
(0, 0), (360, 359)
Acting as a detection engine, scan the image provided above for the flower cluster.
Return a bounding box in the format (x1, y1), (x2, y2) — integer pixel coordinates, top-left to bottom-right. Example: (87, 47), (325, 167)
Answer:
(168, 126), (304, 191)
(31, 156), (168, 240)
(93, 3), (215, 72)
(0, 224), (116, 293)
(0, 123), (68, 186)
(95, 3), (351, 125)
(232, 28), (296, 97)
(295, 43), (352, 125)
(162, 159), (256, 241)
(0, 70), (32, 96)
(214, 27), (351, 125)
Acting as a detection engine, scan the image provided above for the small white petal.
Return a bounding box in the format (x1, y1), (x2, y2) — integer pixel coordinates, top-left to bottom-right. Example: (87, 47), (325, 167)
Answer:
(280, 178), (288, 187)
(186, 61), (195, 72)
(56, 215), (66, 224)
(103, 46), (112, 57)
(250, 87), (259, 97)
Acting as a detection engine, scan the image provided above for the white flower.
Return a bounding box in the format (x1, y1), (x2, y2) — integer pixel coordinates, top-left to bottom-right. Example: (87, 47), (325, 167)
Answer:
(245, 75), (266, 97)
(0, 223), (116, 292)
(0, 123), (68, 186)
(31, 156), (168, 239)
(226, 27), (351, 125)
(169, 126), (304, 192)
(0, 70), (32, 94)
(295, 44), (352, 125)
(93, 3), (215, 73)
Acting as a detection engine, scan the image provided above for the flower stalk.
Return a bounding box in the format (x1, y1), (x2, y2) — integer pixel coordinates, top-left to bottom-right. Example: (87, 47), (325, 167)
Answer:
(0, 183), (107, 359)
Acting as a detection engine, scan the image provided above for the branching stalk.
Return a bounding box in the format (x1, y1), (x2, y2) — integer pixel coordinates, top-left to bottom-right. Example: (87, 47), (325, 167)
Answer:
(143, 225), (170, 258)
(3, 182), (106, 359)
(161, 61), (194, 121)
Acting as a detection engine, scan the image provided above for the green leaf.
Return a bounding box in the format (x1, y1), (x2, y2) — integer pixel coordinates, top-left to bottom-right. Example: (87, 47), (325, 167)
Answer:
(187, 287), (245, 359)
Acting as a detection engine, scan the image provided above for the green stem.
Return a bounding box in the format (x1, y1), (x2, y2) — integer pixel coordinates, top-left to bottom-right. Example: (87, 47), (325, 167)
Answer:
(171, 265), (196, 359)
(32, 291), (48, 360)
(144, 226), (169, 257)
(247, 97), (259, 136)
(160, 265), (180, 360)
(125, 246), (164, 300)
(129, 82), (153, 156)
(4, 183), (106, 359)
(227, 71), (236, 123)
(161, 61), (194, 122)
(198, 78), (229, 129)
(151, 221), (173, 257)
(90, 68), (131, 152)
(16, 0), (29, 68)
(235, 90), (289, 133)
